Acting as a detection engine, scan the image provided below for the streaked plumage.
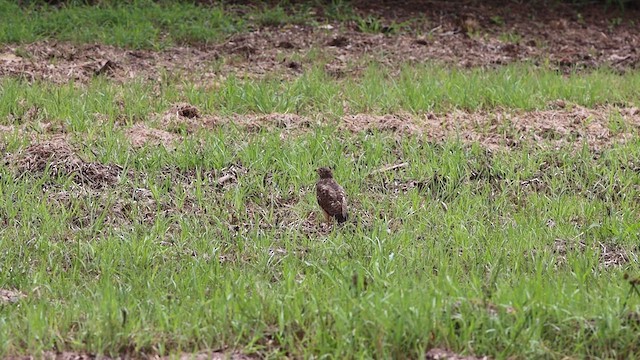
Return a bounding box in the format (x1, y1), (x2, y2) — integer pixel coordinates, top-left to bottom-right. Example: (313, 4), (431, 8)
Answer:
(316, 167), (348, 224)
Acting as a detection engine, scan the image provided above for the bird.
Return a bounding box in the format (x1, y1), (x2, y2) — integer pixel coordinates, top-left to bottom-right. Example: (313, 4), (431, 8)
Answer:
(315, 167), (348, 225)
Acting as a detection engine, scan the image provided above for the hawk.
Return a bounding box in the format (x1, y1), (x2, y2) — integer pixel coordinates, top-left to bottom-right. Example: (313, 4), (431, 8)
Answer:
(316, 167), (348, 224)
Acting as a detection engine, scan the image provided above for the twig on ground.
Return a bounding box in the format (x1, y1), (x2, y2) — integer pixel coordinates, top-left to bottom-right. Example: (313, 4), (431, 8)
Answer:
(367, 162), (408, 177)
(217, 174), (235, 185)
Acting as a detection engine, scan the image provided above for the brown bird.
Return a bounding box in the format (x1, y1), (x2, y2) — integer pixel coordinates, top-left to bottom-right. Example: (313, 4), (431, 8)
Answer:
(316, 167), (348, 224)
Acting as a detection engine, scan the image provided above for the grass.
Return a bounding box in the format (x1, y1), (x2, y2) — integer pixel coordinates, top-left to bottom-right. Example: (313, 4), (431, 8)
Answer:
(0, 64), (640, 358)
(1, 0), (634, 50)
(0, 0), (341, 49)
(0, 0), (251, 48)
(1, 64), (639, 122)
(1, 119), (640, 358)
(1, 1), (640, 358)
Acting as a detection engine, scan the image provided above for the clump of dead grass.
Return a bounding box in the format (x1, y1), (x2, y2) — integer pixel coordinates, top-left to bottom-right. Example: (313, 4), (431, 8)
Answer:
(426, 347), (489, 360)
(553, 238), (633, 268)
(0, 289), (25, 304)
(6, 137), (123, 188)
(158, 103), (218, 134)
(154, 105), (314, 139)
(343, 113), (421, 134)
(238, 113), (311, 131)
(126, 123), (180, 149)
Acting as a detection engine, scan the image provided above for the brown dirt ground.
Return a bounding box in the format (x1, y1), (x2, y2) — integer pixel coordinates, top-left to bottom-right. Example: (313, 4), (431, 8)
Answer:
(8, 351), (256, 360)
(138, 102), (640, 151)
(126, 123), (180, 149)
(6, 102), (636, 153)
(426, 347), (490, 360)
(10, 348), (490, 360)
(553, 237), (634, 268)
(0, 289), (25, 304)
(0, 2), (638, 83)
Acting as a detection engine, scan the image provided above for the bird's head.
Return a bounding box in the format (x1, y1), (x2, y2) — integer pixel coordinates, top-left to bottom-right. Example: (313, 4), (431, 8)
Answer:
(316, 167), (334, 179)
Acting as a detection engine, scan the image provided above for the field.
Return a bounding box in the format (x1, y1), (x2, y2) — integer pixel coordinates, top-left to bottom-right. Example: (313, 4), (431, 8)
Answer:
(1, 0), (640, 359)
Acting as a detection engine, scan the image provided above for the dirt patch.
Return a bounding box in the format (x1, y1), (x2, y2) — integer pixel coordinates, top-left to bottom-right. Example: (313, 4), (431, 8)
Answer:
(232, 113), (312, 131)
(438, 105), (638, 151)
(352, 0), (639, 71)
(8, 351), (255, 360)
(553, 238), (633, 268)
(597, 241), (632, 268)
(6, 102), (42, 124)
(340, 106), (640, 151)
(0, 289), (25, 304)
(5, 140), (248, 231)
(40, 167), (222, 231)
(0, 121), (68, 143)
(154, 105), (310, 134)
(426, 348), (489, 360)
(7, 352), (108, 360)
(145, 104), (640, 150)
(343, 113), (421, 134)
(125, 123), (180, 149)
(5, 137), (123, 188)
(213, 163), (248, 187)
(1, 100), (68, 139)
(0, 41), (224, 84)
(172, 353), (255, 360)
(0, 2), (638, 83)
(7, 104), (637, 153)
(157, 103), (219, 134)
(0, 124), (16, 134)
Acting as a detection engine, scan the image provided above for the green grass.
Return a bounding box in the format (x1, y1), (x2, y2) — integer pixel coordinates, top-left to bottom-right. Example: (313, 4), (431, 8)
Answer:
(1, 64), (638, 121)
(0, 0), (350, 49)
(1, 0), (634, 51)
(1, 5), (640, 355)
(0, 1), (248, 48)
(1, 64), (640, 358)
(1, 120), (640, 358)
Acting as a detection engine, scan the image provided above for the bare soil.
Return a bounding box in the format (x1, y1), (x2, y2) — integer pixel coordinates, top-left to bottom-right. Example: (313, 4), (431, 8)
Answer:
(142, 103), (640, 151)
(126, 123), (180, 149)
(0, 289), (25, 304)
(426, 347), (490, 360)
(0, 2), (638, 83)
(10, 348), (488, 360)
(553, 238), (633, 268)
(4, 102), (638, 152)
(8, 351), (256, 360)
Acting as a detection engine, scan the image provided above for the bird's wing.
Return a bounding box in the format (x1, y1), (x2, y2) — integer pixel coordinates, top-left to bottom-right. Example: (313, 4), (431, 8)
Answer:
(316, 180), (345, 217)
